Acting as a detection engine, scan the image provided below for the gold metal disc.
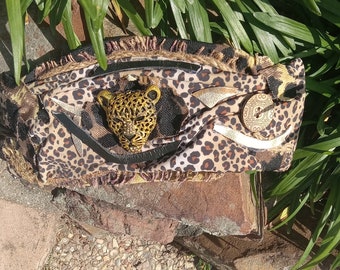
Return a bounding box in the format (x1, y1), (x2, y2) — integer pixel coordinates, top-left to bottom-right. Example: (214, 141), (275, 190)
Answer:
(242, 94), (274, 132)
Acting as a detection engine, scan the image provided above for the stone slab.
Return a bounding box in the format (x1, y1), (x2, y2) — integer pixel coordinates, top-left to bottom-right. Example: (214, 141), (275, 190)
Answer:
(52, 172), (262, 243)
(0, 199), (59, 270)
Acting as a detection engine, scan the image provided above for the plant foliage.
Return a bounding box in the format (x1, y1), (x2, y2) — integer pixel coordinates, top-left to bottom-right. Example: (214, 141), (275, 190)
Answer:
(5, 0), (340, 268)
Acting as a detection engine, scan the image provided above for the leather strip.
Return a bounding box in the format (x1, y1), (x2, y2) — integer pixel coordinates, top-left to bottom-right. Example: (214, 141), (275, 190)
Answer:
(92, 60), (201, 76)
(53, 112), (180, 164)
(214, 124), (292, 150)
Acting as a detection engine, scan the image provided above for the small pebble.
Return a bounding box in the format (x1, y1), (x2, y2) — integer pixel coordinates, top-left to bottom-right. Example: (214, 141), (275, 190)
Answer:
(112, 238), (119, 249)
(110, 249), (119, 257)
(60, 237), (69, 244)
(96, 238), (104, 244)
(65, 253), (73, 262)
(115, 258), (121, 267)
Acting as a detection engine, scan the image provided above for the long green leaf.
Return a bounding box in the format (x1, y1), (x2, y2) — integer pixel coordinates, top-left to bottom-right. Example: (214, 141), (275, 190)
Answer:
(253, 0), (278, 14)
(77, 0), (109, 69)
(210, 22), (231, 40)
(253, 12), (334, 49)
(145, 0), (162, 28)
(303, 175), (340, 268)
(309, 55), (338, 78)
(145, 0), (154, 28)
(302, 0), (321, 16)
(269, 193), (309, 230)
(331, 254), (340, 269)
(83, 10), (107, 70)
(211, 0), (252, 52)
(270, 153), (328, 196)
(171, 0), (185, 13)
(315, 0), (340, 16)
(49, 0), (68, 29)
(6, 0), (25, 85)
(117, 0), (152, 35)
(78, 0), (109, 31)
(185, 0), (211, 42)
(295, 132), (340, 159)
(316, 95), (340, 136)
(61, 0), (81, 49)
(306, 77), (337, 98)
(169, 0), (189, 39)
(235, 0), (279, 62)
(293, 180), (340, 269)
(35, 0), (53, 23)
(21, 0), (33, 14)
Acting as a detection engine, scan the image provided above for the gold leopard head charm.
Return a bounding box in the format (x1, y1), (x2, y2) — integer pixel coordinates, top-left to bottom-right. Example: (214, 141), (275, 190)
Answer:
(97, 85), (161, 153)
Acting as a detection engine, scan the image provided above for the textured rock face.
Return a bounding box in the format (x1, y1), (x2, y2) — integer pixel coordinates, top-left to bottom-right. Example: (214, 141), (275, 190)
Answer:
(0, 199), (59, 270)
(52, 172), (262, 244)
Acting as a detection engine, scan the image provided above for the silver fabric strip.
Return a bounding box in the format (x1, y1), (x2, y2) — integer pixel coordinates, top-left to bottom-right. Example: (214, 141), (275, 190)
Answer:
(214, 124), (292, 150)
(51, 97), (83, 155)
(192, 87), (238, 108)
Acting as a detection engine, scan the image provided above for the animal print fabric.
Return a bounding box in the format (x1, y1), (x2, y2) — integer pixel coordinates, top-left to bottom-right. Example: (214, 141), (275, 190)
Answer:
(0, 36), (305, 185)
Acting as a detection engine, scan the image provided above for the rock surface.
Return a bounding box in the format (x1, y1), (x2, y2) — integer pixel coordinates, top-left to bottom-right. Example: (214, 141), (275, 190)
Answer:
(55, 172), (262, 243)
(0, 199), (58, 270)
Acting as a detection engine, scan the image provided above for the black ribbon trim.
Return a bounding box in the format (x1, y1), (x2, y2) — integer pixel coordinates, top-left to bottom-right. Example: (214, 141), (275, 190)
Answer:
(92, 60), (201, 77)
(53, 112), (180, 164)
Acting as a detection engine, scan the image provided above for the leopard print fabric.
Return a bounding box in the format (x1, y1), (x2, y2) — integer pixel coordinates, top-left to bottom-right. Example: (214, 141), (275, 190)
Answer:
(97, 85), (161, 153)
(0, 36), (306, 186)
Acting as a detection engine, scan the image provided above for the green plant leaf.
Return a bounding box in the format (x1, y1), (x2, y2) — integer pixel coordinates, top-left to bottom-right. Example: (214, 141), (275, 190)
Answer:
(302, 0), (321, 16)
(78, 0), (109, 31)
(270, 193), (309, 230)
(21, 0), (33, 14)
(49, 0), (68, 29)
(117, 0), (152, 35)
(316, 95), (340, 136)
(293, 179), (340, 269)
(315, 0), (340, 17)
(269, 153), (328, 197)
(171, 0), (185, 13)
(235, 0), (279, 62)
(211, 0), (252, 52)
(252, 0), (278, 14)
(169, 0), (188, 39)
(309, 55), (338, 77)
(6, 0), (25, 85)
(145, 0), (163, 29)
(210, 22), (231, 40)
(82, 7), (107, 70)
(331, 253), (340, 269)
(35, 0), (53, 23)
(185, 0), (211, 42)
(306, 77), (337, 98)
(78, 0), (110, 69)
(61, 0), (81, 49)
(293, 132), (340, 160)
(253, 12), (334, 49)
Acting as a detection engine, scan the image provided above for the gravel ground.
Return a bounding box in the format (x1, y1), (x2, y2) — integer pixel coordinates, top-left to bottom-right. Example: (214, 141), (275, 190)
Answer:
(43, 216), (197, 270)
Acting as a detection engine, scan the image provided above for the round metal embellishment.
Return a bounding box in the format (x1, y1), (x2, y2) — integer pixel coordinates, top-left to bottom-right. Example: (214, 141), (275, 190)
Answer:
(242, 94), (274, 132)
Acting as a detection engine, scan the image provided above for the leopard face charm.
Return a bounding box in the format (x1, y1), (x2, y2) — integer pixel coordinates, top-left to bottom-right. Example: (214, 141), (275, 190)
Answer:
(97, 85), (161, 153)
